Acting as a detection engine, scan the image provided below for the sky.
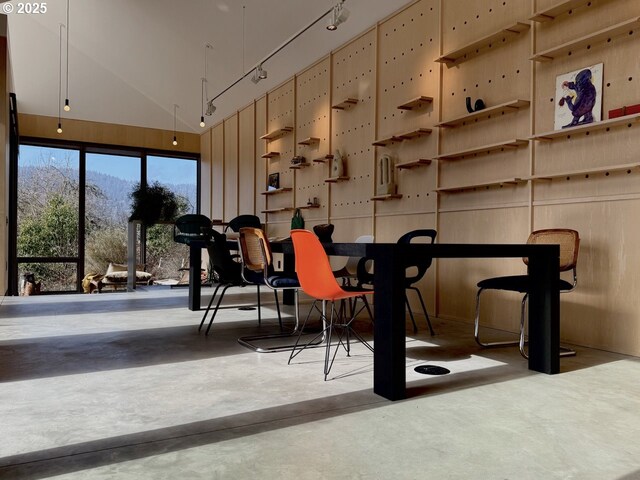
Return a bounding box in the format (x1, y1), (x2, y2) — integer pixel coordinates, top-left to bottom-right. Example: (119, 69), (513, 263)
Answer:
(19, 145), (197, 185)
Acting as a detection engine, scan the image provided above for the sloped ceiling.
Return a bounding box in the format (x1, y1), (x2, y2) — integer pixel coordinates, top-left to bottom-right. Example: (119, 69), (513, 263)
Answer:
(7, 0), (412, 133)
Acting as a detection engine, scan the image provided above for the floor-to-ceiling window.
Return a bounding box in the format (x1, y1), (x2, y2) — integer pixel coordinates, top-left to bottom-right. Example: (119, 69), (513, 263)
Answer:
(13, 142), (199, 294)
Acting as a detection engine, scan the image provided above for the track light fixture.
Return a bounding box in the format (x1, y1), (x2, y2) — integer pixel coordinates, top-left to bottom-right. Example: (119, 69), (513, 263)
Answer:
(199, 43), (213, 128)
(327, 1), (349, 31)
(206, 99), (216, 116)
(251, 64), (267, 84)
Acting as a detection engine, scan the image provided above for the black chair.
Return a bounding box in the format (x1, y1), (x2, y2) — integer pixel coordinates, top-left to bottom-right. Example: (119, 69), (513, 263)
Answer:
(357, 229), (436, 334)
(199, 229), (281, 336)
(224, 214), (262, 233)
(173, 214), (212, 245)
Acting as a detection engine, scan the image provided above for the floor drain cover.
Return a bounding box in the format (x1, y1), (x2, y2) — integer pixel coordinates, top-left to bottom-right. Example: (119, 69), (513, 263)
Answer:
(238, 306), (256, 311)
(414, 365), (450, 376)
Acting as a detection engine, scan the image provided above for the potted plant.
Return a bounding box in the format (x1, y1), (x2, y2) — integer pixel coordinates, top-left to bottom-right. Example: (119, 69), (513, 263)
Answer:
(129, 181), (180, 226)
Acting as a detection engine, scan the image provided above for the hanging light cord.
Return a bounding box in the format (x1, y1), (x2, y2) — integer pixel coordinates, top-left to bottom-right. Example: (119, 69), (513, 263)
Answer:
(58, 23), (63, 123)
(209, 2), (344, 104)
(65, 0), (69, 101)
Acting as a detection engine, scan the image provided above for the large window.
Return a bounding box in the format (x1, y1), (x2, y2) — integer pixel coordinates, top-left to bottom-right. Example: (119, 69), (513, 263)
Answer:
(13, 142), (199, 294)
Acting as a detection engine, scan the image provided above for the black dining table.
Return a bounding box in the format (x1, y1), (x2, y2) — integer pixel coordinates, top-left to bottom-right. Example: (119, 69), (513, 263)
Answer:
(187, 240), (560, 401)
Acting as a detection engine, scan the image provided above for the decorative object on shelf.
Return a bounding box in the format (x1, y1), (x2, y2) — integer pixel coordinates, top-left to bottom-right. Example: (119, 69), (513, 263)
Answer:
(268, 172), (280, 191)
(313, 224), (334, 243)
(291, 208), (305, 229)
(376, 154), (397, 196)
(129, 182), (180, 226)
(332, 149), (345, 177)
(291, 155), (306, 166)
(307, 197), (320, 207)
(555, 63), (603, 130)
(609, 103), (640, 119)
(466, 97), (486, 114)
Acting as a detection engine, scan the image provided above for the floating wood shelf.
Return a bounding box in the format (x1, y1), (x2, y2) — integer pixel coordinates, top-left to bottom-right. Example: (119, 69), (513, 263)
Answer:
(530, 0), (612, 23)
(438, 139), (528, 160)
(395, 159), (432, 170)
(372, 128), (432, 146)
(290, 162), (310, 170)
(531, 17), (640, 61)
(260, 126), (294, 141)
(331, 98), (359, 110)
(371, 194), (403, 201)
(313, 154), (334, 163)
(298, 137), (320, 146)
(261, 207), (294, 214)
(324, 176), (349, 183)
(437, 99), (530, 128)
(436, 22), (530, 67)
(528, 162), (640, 181)
(260, 187), (292, 196)
(530, 113), (640, 141)
(436, 178), (525, 193)
(297, 204), (321, 209)
(397, 96), (433, 111)
(261, 151), (280, 159)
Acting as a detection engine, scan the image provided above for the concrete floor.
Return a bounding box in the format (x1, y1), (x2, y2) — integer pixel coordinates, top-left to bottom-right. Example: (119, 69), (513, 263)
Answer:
(1, 286), (639, 480)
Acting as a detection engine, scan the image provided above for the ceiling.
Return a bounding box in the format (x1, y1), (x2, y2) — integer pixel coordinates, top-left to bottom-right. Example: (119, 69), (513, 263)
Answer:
(7, 0), (412, 134)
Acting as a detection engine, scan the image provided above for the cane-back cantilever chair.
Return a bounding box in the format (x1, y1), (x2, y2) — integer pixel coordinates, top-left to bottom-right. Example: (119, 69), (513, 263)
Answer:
(474, 228), (580, 358)
(199, 229), (274, 336)
(236, 227), (303, 353)
(289, 229), (374, 380)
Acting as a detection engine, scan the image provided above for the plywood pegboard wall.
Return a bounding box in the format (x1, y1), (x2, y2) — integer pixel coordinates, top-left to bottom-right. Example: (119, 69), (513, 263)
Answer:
(238, 103), (256, 216)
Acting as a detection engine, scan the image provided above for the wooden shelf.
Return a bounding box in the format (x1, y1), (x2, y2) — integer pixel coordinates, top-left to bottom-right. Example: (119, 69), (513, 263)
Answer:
(395, 159), (432, 170)
(530, 0), (611, 23)
(331, 98), (359, 110)
(528, 162), (640, 181)
(297, 204), (321, 209)
(324, 176), (349, 183)
(437, 99), (530, 128)
(437, 178), (525, 193)
(531, 17), (640, 62)
(261, 207), (294, 214)
(260, 187), (292, 196)
(313, 154), (334, 163)
(290, 162), (310, 170)
(530, 113), (640, 141)
(371, 194), (403, 201)
(438, 139), (528, 160)
(261, 151), (280, 159)
(298, 137), (320, 146)
(260, 126), (293, 141)
(397, 96), (433, 111)
(372, 128), (432, 146)
(436, 22), (530, 67)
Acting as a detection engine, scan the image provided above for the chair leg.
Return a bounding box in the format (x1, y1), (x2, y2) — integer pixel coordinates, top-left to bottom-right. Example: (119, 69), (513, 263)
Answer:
(205, 285), (231, 336)
(274, 290), (283, 330)
(474, 288), (520, 348)
(288, 299), (329, 363)
(257, 285), (261, 326)
(199, 284), (222, 332)
(409, 286), (435, 336)
(405, 295), (418, 333)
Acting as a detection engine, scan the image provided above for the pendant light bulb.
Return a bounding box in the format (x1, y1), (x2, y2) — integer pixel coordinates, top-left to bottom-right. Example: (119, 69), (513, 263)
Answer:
(200, 116), (206, 128)
(172, 136), (178, 146)
(57, 123), (63, 134)
(64, 98), (70, 112)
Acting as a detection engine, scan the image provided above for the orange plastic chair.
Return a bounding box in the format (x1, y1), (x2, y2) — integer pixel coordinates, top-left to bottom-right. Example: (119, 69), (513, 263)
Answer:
(289, 229), (374, 380)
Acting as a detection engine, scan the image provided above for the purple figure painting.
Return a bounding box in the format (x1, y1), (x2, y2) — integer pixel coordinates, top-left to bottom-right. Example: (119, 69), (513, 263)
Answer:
(554, 63), (603, 130)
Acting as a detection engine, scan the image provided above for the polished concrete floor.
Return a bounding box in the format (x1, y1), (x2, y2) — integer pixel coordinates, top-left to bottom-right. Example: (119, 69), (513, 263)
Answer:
(1, 287), (639, 479)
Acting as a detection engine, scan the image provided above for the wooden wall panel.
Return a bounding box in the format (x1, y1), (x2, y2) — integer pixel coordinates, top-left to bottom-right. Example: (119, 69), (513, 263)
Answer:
(295, 57), (330, 223)
(331, 29), (377, 222)
(255, 97), (267, 223)
(199, 130), (212, 217)
(223, 115), (238, 221)
(238, 104), (255, 216)
(376, 0), (440, 216)
(264, 79), (296, 227)
(211, 123), (224, 221)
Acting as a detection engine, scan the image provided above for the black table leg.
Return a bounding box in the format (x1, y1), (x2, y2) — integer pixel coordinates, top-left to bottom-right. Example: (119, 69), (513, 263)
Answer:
(372, 244), (407, 401)
(189, 245), (202, 311)
(527, 247), (560, 374)
(282, 250), (295, 305)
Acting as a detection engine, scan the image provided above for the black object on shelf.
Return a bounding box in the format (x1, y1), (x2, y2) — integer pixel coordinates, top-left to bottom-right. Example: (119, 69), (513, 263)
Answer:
(466, 96), (486, 114)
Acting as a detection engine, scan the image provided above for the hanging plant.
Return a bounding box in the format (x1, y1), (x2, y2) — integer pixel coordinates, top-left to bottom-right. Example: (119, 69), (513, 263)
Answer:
(129, 182), (180, 226)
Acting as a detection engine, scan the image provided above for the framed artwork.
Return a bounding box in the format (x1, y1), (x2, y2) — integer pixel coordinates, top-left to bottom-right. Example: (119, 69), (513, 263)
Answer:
(554, 63), (603, 130)
(267, 172), (279, 191)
